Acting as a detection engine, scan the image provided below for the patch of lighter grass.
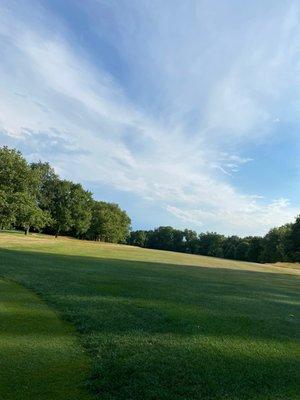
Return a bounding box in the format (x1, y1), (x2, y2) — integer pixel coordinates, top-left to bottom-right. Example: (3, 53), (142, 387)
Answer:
(0, 231), (299, 276)
(0, 278), (93, 400)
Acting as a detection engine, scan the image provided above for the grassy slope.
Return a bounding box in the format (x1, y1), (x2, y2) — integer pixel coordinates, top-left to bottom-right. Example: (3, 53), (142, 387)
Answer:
(0, 277), (92, 400)
(0, 231), (299, 400)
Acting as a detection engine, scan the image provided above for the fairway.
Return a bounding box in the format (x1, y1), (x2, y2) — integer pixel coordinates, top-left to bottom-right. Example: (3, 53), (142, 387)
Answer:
(0, 232), (299, 400)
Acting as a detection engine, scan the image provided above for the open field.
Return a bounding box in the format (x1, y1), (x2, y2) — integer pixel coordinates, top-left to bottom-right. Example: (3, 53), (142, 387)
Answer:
(0, 231), (299, 399)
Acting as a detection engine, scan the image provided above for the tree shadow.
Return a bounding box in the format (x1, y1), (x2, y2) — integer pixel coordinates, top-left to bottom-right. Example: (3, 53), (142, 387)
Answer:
(0, 248), (299, 399)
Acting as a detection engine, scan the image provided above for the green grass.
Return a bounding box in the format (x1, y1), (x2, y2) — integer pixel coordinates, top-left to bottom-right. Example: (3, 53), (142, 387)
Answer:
(0, 232), (299, 399)
(0, 277), (92, 400)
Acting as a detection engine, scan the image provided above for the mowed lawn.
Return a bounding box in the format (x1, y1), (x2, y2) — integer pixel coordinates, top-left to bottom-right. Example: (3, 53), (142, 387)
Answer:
(0, 232), (299, 400)
(0, 278), (92, 400)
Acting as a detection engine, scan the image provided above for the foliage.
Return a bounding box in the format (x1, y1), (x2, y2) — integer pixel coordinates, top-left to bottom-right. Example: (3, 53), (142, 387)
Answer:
(31, 161), (59, 210)
(198, 232), (225, 257)
(14, 192), (51, 234)
(0, 191), (15, 229)
(0, 147), (49, 233)
(129, 219), (300, 264)
(128, 230), (148, 247)
(147, 226), (184, 251)
(1, 146), (299, 262)
(0, 146), (39, 194)
(87, 201), (131, 243)
(235, 240), (250, 261)
(288, 216), (300, 262)
(0, 147), (130, 241)
(260, 224), (292, 263)
(69, 183), (93, 237)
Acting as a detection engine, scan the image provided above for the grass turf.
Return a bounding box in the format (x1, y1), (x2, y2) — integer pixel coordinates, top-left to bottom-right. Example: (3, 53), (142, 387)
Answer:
(0, 231), (299, 399)
(0, 277), (92, 400)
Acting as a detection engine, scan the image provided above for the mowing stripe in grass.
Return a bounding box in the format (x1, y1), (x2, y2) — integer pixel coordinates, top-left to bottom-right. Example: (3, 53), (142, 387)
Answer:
(0, 233), (299, 399)
(0, 278), (93, 400)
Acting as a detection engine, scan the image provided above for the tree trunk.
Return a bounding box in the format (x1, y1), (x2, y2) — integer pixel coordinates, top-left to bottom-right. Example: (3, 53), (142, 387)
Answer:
(24, 227), (29, 235)
(55, 228), (60, 238)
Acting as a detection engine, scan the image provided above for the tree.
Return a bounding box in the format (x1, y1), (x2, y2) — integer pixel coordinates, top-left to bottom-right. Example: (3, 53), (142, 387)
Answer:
(222, 236), (240, 259)
(0, 146), (133, 242)
(246, 236), (264, 263)
(0, 191), (15, 229)
(31, 161), (59, 211)
(69, 183), (93, 237)
(87, 201), (131, 243)
(47, 180), (73, 237)
(287, 217), (300, 262)
(235, 240), (250, 261)
(260, 224), (292, 263)
(172, 229), (185, 252)
(146, 226), (184, 251)
(183, 229), (198, 253)
(224, 244), (236, 259)
(14, 192), (51, 234)
(128, 230), (148, 247)
(31, 164), (92, 237)
(197, 232), (224, 257)
(0, 146), (41, 232)
(0, 146), (39, 194)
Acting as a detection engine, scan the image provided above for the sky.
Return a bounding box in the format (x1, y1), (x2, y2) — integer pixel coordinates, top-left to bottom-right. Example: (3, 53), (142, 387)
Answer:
(0, 0), (299, 236)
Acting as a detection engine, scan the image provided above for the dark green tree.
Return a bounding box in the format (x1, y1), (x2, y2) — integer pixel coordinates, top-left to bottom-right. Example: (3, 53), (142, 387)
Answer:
(147, 226), (184, 251)
(30, 161), (59, 211)
(69, 183), (93, 237)
(197, 232), (224, 257)
(47, 180), (73, 237)
(0, 191), (15, 229)
(183, 229), (198, 253)
(14, 192), (51, 235)
(235, 240), (250, 261)
(222, 236), (240, 259)
(0, 147), (48, 233)
(0, 146), (39, 194)
(260, 224), (292, 263)
(87, 201), (131, 243)
(246, 236), (264, 262)
(128, 230), (148, 247)
(287, 217), (300, 262)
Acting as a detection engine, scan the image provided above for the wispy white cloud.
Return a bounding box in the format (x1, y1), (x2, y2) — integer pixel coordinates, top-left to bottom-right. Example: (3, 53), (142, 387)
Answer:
(0, 0), (299, 235)
(166, 198), (296, 236)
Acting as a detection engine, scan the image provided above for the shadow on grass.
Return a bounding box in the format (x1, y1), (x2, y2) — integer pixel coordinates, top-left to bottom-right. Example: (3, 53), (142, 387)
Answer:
(0, 278), (92, 400)
(0, 248), (299, 400)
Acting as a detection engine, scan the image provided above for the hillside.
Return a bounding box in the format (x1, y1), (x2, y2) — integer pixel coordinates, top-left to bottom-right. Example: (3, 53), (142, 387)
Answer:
(0, 232), (299, 400)
(1, 231), (299, 274)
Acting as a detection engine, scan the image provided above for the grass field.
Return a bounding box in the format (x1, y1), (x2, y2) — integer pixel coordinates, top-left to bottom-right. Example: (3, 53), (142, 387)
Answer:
(0, 231), (299, 399)
(0, 277), (92, 400)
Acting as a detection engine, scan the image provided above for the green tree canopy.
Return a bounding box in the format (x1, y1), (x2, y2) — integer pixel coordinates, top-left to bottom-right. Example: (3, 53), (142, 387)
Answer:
(14, 192), (51, 234)
(287, 216), (300, 262)
(0, 147), (48, 233)
(260, 224), (292, 263)
(198, 232), (225, 257)
(87, 201), (131, 243)
(128, 230), (148, 247)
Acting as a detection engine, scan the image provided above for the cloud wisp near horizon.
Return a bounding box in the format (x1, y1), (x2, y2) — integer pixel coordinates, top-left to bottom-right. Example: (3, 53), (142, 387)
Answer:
(0, 0), (299, 236)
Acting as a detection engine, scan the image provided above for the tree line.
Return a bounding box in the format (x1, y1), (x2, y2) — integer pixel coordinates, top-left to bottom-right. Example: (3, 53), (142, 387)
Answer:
(128, 221), (300, 263)
(1, 146), (299, 263)
(0, 146), (131, 242)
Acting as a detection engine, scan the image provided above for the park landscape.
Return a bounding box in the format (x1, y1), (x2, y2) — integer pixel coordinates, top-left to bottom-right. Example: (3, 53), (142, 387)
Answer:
(1, 1), (300, 399)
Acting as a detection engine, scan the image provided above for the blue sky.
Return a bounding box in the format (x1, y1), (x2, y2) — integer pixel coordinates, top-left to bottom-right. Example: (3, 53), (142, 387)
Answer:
(0, 0), (299, 236)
